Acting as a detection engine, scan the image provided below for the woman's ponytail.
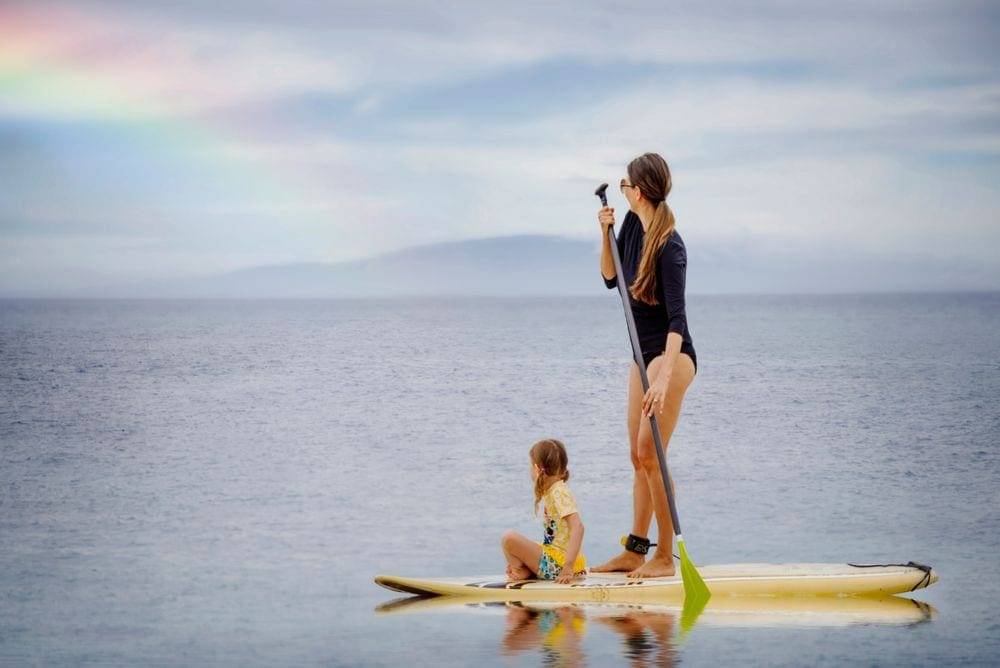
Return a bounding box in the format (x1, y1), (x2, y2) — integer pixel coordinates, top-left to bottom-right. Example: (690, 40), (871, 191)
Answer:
(625, 153), (676, 305)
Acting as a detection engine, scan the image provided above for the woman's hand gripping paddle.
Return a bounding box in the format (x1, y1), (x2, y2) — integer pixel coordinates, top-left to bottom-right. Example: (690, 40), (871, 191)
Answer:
(594, 182), (711, 626)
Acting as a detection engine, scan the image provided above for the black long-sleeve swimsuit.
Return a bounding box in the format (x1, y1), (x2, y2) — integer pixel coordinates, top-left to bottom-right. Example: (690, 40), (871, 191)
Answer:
(604, 211), (697, 371)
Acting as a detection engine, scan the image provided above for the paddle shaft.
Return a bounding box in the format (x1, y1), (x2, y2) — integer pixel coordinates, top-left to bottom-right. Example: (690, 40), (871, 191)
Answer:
(604, 219), (684, 538)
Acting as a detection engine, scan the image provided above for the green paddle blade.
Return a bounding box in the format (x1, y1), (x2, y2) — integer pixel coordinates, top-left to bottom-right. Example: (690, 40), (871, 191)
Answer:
(678, 538), (711, 635)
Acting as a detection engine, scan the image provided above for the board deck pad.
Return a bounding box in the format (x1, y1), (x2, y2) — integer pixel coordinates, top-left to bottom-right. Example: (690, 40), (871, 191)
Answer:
(375, 562), (936, 603)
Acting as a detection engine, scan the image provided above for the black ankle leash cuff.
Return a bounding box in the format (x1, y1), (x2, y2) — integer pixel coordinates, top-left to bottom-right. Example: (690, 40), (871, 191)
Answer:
(621, 533), (657, 555)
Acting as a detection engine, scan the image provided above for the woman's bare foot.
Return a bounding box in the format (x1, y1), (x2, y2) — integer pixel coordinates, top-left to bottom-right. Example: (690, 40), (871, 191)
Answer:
(627, 555), (676, 578)
(590, 550), (646, 573)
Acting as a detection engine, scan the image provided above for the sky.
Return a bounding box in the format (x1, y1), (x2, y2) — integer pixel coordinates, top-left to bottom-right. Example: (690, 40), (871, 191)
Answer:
(1, 0), (999, 294)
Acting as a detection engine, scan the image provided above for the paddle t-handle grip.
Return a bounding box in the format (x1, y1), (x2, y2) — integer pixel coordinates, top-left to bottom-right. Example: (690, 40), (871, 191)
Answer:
(595, 182), (609, 207)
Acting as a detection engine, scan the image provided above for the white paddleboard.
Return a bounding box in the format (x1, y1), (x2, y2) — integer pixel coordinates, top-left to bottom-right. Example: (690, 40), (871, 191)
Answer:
(375, 562), (936, 602)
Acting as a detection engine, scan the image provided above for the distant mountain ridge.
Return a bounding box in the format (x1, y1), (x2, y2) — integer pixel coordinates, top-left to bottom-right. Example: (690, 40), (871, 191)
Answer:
(8, 233), (993, 298)
(113, 235), (604, 298)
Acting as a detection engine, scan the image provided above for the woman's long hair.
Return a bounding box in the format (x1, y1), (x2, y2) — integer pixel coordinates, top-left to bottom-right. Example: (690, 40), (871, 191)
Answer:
(530, 438), (569, 515)
(627, 153), (675, 305)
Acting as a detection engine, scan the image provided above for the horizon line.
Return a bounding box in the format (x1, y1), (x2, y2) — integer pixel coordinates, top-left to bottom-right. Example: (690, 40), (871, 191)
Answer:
(3, 289), (998, 301)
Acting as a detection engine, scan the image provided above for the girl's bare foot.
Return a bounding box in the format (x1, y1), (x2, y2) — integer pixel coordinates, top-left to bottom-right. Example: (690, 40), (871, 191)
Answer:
(506, 564), (533, 581)
(590, 550), (646, 573)
(627, 555), (676, 578)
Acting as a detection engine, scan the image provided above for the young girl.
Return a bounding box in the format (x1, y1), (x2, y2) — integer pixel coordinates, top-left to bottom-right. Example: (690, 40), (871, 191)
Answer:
(501, 439), (586, 583)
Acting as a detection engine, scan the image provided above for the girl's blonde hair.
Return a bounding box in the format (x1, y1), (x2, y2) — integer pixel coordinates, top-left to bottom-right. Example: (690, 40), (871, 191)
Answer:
(627, 152), (676, 305)
(530, 438), (569, 514)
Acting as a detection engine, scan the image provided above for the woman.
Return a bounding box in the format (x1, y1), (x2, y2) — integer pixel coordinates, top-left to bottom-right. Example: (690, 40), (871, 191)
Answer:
(593, 152), (697, 578)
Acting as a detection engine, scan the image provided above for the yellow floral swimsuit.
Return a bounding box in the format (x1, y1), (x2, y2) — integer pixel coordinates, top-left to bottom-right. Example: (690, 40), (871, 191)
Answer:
(538, 480), (587, 579)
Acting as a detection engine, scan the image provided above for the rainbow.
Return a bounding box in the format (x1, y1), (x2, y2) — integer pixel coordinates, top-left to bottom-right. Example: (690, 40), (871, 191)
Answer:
(0, 3), (310, 228)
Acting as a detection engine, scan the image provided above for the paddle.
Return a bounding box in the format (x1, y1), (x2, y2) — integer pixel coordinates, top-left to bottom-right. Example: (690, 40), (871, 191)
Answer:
(594, 182), (711, 619)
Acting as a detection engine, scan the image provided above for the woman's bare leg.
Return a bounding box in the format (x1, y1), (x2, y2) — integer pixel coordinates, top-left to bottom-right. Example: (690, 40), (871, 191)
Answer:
(590, 365), (651, 572)
(628, 353), (695, 578)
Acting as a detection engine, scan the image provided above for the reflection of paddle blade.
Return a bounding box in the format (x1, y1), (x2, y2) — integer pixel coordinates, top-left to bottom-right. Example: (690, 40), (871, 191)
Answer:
(677, 538), (710, 636)
(679, 597), (706, 640)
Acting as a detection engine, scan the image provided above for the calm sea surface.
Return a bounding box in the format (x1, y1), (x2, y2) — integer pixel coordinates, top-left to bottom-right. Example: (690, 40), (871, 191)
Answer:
(2, 295), (999, 666)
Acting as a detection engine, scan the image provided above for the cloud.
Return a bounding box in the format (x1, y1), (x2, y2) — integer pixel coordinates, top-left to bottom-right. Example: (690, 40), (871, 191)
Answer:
(1, 1), (999, 293)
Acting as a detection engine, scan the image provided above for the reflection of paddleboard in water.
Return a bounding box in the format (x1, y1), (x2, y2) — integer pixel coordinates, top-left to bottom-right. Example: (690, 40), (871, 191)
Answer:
(375, 562), (937, 602)
(376, 594), (937, 628)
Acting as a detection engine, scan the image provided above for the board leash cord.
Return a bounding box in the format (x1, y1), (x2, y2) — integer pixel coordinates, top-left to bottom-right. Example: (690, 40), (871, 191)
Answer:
(847, 561), (934, 591)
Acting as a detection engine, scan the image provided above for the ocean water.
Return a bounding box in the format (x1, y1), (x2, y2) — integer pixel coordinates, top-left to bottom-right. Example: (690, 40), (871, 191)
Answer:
(1, 294), (999, 666)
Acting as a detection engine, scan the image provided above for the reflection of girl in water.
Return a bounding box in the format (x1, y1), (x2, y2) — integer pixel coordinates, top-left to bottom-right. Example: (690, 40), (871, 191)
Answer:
(501, 439), (586, 583)
(501, 604), (678, 668)
(501, 604), (587, 666)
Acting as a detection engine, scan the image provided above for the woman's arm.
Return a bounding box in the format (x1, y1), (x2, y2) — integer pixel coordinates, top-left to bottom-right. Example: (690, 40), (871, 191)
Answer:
(599, 207), (616, 283)
(556, 513), (585, 584)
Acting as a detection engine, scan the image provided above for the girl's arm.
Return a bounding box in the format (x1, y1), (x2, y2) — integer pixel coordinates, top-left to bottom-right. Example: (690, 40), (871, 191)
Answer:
(556, 513), (585, 584)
